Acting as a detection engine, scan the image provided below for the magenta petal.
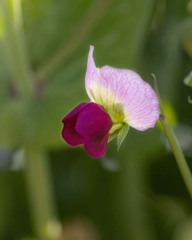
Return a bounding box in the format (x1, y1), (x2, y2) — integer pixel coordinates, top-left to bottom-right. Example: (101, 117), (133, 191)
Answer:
(62, 102), (90, 146)
(75, 102), (112, 158)
(83, 135), (109, 158)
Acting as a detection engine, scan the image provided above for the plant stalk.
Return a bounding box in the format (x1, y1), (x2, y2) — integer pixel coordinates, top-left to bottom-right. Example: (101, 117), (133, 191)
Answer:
(24, 147), (62, 240)
(154, 76), (192, 198)
(160, 116), (192, 198)
(0, 0), (33, 96)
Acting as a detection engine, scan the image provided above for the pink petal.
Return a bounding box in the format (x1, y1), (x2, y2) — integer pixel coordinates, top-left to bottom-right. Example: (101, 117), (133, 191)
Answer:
(85, 46), (159, 131)
(62, 102), (89, 146)
(100, 66), (159, 130)
(85, 46), (101, 102)
(75, 102), (112, 158)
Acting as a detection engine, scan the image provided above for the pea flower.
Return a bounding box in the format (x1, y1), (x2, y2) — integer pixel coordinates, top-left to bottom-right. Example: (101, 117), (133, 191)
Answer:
(62, 46), (159, 158)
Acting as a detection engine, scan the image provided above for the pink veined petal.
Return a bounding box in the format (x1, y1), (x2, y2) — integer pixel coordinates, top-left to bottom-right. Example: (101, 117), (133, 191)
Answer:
(75, 102), (112, 158)
(85, 46), (102, 104)
(99, 66), (160, 131)
(85, 46), (159, 130)
(62, 102), (90, 146)
(85, 46), (99, 101)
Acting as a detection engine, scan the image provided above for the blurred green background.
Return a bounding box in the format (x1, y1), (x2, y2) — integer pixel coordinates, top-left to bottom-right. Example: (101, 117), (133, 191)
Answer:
(0, 0), (192, 239)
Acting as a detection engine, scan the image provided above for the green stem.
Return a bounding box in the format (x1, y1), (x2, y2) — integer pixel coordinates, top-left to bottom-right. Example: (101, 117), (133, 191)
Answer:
(154, 76), (192, 198)
(0, 0), (33, 96)
(160, 116), (192, 198)
(24, 147), (62, 240)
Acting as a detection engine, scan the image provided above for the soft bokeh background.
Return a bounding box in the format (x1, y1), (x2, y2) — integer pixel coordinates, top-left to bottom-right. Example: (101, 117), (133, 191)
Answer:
(0, 0), (192, 239)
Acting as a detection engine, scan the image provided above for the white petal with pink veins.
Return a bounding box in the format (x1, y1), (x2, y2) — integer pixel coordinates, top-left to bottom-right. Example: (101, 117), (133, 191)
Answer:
(85, 46), (160, 131)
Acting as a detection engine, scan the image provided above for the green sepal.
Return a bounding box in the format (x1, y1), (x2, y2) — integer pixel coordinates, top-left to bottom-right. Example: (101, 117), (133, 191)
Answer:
(117, 123), (129, 150)
(108, 130), (119, 143)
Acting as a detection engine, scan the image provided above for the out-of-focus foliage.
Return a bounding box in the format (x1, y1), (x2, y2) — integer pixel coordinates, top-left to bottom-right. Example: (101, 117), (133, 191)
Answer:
(0, 0), (192, 239)
(184, 71), (192, 87)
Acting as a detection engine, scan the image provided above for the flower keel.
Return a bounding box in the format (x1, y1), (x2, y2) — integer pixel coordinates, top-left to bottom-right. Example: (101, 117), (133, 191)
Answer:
(62, 102), (89, 146)
(62, 102), (112, 158)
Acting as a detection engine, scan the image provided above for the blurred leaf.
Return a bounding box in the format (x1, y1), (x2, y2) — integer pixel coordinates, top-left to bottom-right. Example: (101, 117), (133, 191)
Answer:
(151, 195), (187, 240)
(184, 71), (192, 87)
(174, 219), (192, 240)
(163, 100), (177, 125)
(0, 172), (31, 239)
(180, 18), (192, 58)
(22, 0), (156, 71)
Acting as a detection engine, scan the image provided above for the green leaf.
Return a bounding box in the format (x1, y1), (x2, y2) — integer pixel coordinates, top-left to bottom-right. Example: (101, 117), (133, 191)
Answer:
(108, 130), (119, 143)
(117, 123), (129, 151)
(184, 71), (192, 87)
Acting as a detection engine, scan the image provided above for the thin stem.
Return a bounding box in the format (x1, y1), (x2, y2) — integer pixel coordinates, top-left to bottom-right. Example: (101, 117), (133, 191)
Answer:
(24, 147), (62, 240)
(0, 0), (33, 96)
(159, 116), (192, 198)
(36, 0), (112, 81)
(154, 76), (192, 198)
